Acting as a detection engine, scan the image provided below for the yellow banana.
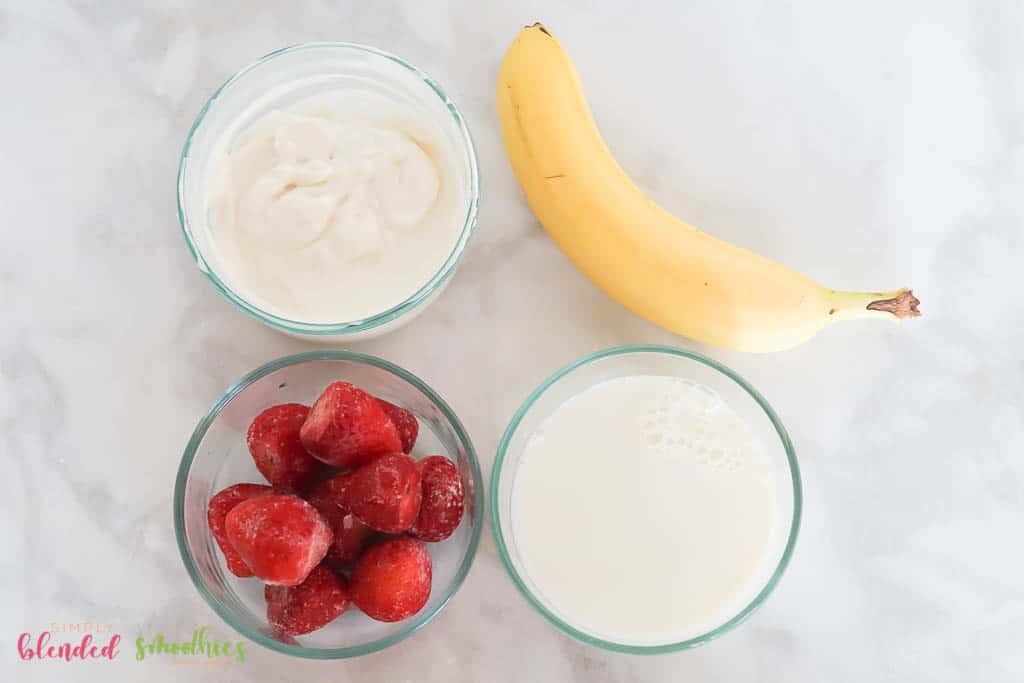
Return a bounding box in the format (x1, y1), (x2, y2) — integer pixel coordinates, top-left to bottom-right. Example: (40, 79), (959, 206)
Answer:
(497, 24), (920, 352)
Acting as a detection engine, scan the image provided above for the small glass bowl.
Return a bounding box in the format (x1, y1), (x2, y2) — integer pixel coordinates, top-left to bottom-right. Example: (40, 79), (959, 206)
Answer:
(490, 345), (801, 654)
(176, 43), (480, 340)
(174, 351), (483, 658)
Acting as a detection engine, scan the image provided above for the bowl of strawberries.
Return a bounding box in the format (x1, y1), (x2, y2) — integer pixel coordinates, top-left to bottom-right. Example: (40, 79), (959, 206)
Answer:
(174, 350), (483, 658)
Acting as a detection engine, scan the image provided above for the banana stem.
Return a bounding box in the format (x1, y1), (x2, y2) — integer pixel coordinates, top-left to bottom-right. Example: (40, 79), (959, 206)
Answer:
(827, 288), (921, 322)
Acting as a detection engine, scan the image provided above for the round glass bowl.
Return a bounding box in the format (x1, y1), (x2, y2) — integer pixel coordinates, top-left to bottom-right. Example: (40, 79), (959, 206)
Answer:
(177, 43), (480, 340)
(490, 345), (801, 654)
(174, 351), (483, 658)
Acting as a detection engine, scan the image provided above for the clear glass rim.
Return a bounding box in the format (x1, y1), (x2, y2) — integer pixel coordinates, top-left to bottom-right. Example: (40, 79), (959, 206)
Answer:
(173, 350), (485, 659)
(176, 42), (481, 336)
(488, 344), (802, 654)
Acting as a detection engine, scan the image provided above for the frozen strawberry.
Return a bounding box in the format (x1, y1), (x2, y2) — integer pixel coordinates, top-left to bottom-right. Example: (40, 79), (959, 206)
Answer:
(409, 456), (465, 542)
(225, 494), (332, 586)
(377, 399), (419, 453)
(349, 537), (432, 622)
(265, 564), (351, 636)
(330, 513), (375, 566)
(300, 382), (403, 469)
(246, 403), (322, 492)
(343, 453), (421, 533)
(207, 483), (273, 577)
(307, 469), (354, 505)
(308, 474), (377, 565)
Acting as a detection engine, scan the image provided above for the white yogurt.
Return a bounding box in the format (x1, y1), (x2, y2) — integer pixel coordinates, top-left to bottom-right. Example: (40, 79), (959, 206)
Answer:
(511, 376), (780, 646)
(205, 92), (467, 323)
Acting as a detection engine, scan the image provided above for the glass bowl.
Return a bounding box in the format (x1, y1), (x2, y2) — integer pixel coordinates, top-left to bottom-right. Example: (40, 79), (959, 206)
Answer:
(174, 351), (483, 658)
(490, 345), (801, 654)
(176, 43), (480, 340)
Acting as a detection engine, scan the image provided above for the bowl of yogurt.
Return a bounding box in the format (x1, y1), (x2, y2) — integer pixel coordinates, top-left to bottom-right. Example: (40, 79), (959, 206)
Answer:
(490, 345), (801, 653)
(177, 43), (479, 339)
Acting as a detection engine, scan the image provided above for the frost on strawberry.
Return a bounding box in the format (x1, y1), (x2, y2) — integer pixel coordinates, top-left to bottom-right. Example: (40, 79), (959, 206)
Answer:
(207, 483), (273, 577)
(377, 399), (419, 453)
(246, 403), (322, 492)
(308, 473), (377, 566)
(265, 564), (351, 636)
(300, 382), (402, 468)
(224, 494), (332, 586)
(342, 453), (422, 533)
(409, 456), (465, 542)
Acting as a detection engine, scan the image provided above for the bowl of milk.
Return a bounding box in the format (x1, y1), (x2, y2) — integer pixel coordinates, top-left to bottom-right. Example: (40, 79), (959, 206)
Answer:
(490, 345), (801, 653)
(177, 43), (479, 340)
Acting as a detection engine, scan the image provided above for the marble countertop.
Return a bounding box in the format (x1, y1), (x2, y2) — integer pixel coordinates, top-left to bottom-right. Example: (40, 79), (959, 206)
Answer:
(4, 1), (1023, 681)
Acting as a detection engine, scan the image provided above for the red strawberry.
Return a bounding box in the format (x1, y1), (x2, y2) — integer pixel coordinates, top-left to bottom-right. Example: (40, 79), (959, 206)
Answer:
(246, 403), (322, 492)
(225, 494), (332, 586)
(409, 456), (465, 542)
(207, 483), (273, 577)
(300, 382), (402, 469)
(265, 564), (351, 636)
(307, 474), (377, 565)
(349, 537), (432, 622)
(377, 399), (419, 453)
(343, 453), (421, 533)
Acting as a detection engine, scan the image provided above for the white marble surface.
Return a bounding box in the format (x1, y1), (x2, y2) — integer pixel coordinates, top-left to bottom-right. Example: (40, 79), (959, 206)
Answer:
(3, 1), (1023, 681)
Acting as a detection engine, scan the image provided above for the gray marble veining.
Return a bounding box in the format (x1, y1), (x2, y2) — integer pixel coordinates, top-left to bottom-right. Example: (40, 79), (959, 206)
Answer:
(2, 1), (1022, 681)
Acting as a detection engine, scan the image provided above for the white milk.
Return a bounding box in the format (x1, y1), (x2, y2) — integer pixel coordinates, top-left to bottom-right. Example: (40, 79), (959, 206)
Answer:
(511, 375), (780, 645)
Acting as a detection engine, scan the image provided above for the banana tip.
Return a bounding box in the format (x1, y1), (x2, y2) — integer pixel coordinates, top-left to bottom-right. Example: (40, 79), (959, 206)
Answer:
(867, 289), (921, 319)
